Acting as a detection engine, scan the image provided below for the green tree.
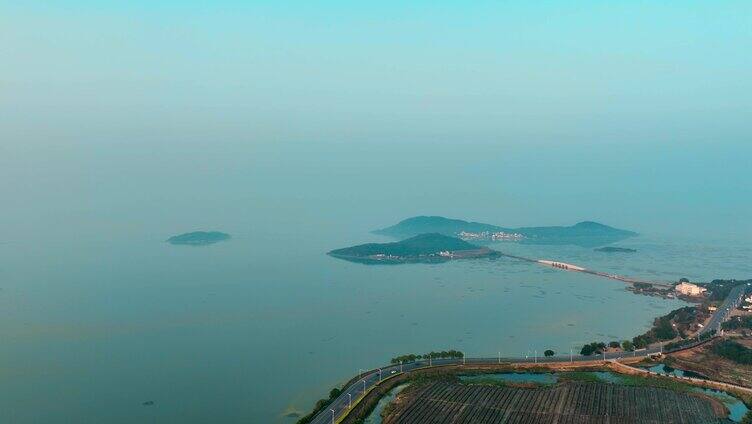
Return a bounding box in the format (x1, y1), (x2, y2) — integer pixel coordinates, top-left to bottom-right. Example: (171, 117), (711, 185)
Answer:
(621, 340), (634, 351)
(580, 342), (604, 356)
(544, 349), (555, 357)
(608, 341), (621, 349)
(632, 335), (651, 349)
(712, 340), (752, 364)
(654, 319), (678, 340)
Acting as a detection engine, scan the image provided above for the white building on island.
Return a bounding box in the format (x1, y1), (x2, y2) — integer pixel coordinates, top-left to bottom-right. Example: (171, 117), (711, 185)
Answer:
(674, 282), (707, 297)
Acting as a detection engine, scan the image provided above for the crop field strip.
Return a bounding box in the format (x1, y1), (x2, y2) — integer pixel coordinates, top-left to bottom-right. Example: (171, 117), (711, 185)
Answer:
(382, 381), (727, 424)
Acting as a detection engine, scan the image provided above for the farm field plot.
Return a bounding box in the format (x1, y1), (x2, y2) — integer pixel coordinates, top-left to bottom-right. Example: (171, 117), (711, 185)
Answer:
(383, 381), (730, 424)
(668, 338), (752, 388)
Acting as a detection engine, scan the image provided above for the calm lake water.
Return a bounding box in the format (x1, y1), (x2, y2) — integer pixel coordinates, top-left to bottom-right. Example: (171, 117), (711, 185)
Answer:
(1, 141), (751, 423)
(1, 231), (750, 423)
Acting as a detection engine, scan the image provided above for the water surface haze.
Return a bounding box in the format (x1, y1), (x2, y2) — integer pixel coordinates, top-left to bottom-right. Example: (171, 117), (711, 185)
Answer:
(2, 1), (751, 422)
(1, 139), (751, 423)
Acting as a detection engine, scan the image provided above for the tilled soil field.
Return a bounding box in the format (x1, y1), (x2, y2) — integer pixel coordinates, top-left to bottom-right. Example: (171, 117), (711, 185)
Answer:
(383, 381), (730, 424)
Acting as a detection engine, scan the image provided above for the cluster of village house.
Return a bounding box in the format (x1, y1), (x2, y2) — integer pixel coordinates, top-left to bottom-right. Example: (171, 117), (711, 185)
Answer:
(457, 231), (525, 241)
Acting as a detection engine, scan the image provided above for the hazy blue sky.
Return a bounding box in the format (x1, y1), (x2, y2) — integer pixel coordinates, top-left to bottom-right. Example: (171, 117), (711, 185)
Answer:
(1, 1), (751, 239)
(2, 1), (750, 143)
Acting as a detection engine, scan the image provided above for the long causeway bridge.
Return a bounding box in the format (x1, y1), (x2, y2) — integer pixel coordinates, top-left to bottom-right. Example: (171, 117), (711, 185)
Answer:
(497, 252), (673, 289)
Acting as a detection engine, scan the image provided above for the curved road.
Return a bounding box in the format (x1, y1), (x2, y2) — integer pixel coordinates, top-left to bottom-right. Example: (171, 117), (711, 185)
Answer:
(310, 347), (663, 424)
(310, 283), (751, 424)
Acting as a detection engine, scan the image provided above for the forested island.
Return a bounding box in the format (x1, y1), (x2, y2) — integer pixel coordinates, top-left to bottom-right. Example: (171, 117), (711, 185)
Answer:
(328, 233), (498, 264)
(166, 231), (231, 246)
(374, 216), (637, 247)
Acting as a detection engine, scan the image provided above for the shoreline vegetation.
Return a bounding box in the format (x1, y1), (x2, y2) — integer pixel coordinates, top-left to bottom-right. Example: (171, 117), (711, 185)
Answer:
(579, 299), (720, 356)
(294, 387), (345, 424)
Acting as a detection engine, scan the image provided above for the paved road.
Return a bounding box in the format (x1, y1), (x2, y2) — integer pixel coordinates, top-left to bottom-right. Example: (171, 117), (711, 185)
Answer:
(699, 283), (748, 336)
(310, 283), (751, 424)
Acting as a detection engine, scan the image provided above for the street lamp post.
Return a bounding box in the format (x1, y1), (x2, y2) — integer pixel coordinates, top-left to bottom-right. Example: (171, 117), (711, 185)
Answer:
(348, 393), (352, 409)
(534, 350), (537, 364)
(400, 361), (403, 373)
(362, 380), (366, 393)
(330, 408), (335, 424)
(498, 351), (501, 364)
(378, 368), (382, 382)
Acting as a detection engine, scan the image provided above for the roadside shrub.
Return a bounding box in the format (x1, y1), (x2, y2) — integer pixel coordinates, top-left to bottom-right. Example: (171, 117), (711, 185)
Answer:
(723, 316), (752, 331)
(296, 385), (343, 424)
(580, 342), (606, 356)
(391, 350), (463, 364)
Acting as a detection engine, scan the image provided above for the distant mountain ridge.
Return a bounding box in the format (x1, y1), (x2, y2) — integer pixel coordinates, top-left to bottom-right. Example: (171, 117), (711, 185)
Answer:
(328, 233), (497, 264)
(374, 216), (637, 248)
(373, 216), (507, 236)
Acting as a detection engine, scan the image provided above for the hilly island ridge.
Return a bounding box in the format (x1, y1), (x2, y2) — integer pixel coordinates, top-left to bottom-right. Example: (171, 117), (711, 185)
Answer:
(374, 216), (637, 247)
(328, 233), (498, 264)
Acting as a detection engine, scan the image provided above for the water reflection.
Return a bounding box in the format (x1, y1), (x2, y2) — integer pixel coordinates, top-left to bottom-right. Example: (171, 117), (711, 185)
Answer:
(363, 383), (410, 424)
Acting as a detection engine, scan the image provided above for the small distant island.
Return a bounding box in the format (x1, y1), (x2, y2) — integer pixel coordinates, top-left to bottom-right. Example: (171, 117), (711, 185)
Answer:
(328, 233), (498, 264)
(374, 216), (637, 248)
(167, 231), (231, 246)
(595, 246), (637, 253)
